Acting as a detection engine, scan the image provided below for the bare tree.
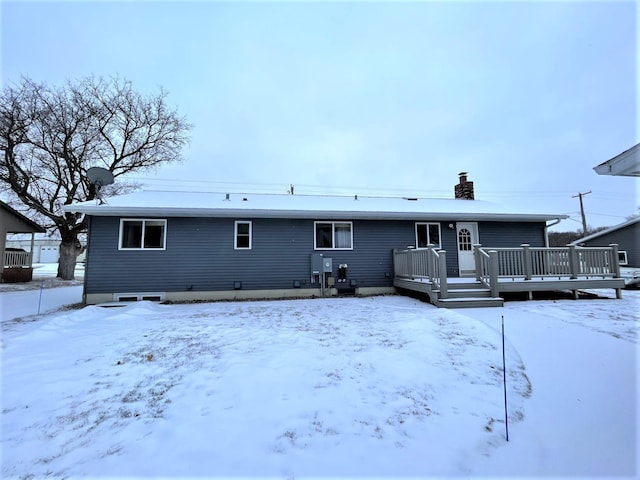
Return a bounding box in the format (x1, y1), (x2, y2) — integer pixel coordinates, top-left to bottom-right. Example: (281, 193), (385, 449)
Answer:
(1, 76), (191, 279)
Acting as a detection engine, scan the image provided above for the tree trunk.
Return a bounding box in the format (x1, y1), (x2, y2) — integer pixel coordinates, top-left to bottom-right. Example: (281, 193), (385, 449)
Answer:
(57, 237), (82, 280)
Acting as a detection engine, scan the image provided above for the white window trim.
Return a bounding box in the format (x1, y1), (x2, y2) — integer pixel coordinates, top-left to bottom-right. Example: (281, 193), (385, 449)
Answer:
(234, 220), (252, 250)
(314, 221), (354, 250)
(118, 218), (167, 250)
(618, 250), (628, 266)
(114, 292), (166, 302)
(415, 222), (442, 249)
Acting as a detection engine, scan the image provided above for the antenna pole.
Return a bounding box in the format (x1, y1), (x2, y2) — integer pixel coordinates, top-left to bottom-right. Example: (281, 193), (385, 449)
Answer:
(572, 191), (591, 235)
(501, 315), (509, 442)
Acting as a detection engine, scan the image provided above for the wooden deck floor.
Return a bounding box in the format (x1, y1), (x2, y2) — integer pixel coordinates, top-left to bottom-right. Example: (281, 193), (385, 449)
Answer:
(394, 275), (625, 308)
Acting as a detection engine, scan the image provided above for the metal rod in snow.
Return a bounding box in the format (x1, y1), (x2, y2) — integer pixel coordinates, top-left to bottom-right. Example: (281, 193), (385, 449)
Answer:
(501, 314), (509, 441)
(37, 279), (44, 315)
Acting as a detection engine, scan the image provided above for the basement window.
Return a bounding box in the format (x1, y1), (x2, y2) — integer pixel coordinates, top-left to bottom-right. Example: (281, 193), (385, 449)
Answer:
(415, 222), (441, 249)
(114, 292), (165, 302)
(119, 219), (166, 250)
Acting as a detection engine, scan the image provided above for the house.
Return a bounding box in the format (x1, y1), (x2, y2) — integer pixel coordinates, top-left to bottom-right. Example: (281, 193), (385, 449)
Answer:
(62, 173), (587, 306)
(572, 217), (639, 287)
(572, 218), (639, 267)
(5, 233), (87, 263)
(1, 200), (46, 282)
(590, 143), (640, 287)
(593, 143), (640, 177)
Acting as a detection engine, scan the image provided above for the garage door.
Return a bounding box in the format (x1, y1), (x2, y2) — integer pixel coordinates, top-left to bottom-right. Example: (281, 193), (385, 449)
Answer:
(39, 246), (59, 263)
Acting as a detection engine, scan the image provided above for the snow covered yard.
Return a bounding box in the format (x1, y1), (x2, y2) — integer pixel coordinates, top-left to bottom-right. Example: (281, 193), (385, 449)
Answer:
(0, 263), (84, 322)
(1, 292), (638, 478)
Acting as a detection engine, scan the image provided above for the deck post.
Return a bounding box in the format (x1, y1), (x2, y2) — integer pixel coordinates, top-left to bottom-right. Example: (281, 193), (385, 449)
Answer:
(568, 244), (578, 279)
(392, 249), (399, 277)
(427, 244), (435, 280)
(29, 233), (36, 267)
(521, 244), (532, 280)
(407, 248), (413, 278)
(489, 250), (499, 298)
(609, 244), (621, 278)
(473, 244), (482, 281)
(438, 250), (448, 299)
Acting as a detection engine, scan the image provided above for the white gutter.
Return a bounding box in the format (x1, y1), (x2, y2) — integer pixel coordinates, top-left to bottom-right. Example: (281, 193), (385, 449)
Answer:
(61, 204), (566, 223)
(544, 218), (563, 247)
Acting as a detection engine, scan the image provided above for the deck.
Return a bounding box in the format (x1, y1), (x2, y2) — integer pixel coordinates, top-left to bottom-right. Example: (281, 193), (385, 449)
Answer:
(2, 250), (35, 283)
(393, 244), (625, 308)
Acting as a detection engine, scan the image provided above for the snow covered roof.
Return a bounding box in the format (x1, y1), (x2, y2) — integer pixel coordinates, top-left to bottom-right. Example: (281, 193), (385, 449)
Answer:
(593, 143), (640, 177)
(63, 190), (567, 222)
(571, 217), (640, 244)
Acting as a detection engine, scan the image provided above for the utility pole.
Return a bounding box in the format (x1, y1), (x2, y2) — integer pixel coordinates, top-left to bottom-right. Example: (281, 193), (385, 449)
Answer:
(572, 191), (591, 235)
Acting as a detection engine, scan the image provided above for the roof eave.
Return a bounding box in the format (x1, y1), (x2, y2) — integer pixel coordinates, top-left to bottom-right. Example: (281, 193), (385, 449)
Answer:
(62, 205), (565, 222)
(1, 201), (46, 233)
(594, 143), (640, 176)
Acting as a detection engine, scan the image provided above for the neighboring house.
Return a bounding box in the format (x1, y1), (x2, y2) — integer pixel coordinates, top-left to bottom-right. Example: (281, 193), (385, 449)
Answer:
(572, 217), (639, 268)
(0, 201), (46, 282)
(591, 143), (639, 287)
(5, 234), (87, 263)
(64, 174), (572, 305)
(593, 143), (640, 177)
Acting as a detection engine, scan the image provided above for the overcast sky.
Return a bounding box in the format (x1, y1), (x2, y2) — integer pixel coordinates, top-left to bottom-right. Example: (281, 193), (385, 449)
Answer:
(2, 1), (637, 230)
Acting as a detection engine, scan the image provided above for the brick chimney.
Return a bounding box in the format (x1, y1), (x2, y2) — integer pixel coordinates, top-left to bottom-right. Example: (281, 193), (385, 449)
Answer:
(454, 172), (474, 200)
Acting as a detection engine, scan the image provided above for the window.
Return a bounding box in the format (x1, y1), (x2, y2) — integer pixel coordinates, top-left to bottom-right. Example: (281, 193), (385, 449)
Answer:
(314, 221), (353, 250)
(235, 221), (252, 249)
(458, 228), (472, 251)
(415, 222), (441, 248)
(618, 251), (628, 266)
(119, 219), (166, 250)
(115, 292), (165, 302)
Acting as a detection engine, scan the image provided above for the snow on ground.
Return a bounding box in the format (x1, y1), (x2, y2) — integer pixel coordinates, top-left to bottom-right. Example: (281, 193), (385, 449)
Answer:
(0, 263), (84, 322)
(1, 289), (638, 478)
(462, 291), (639, 477)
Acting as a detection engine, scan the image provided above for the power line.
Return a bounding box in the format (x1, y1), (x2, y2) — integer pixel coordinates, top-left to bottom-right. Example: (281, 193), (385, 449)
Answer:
(585, 212), (629, 219)
(130, 175), (628, 198)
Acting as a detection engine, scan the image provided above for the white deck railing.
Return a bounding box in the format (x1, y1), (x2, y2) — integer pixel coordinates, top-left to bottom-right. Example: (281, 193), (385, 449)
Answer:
(3, 250), (33, 268)
(474, 244), (621, 283)
(475, 247), (499, 297)
(393, 245), (448, 298)
(394, 244), (622, 300)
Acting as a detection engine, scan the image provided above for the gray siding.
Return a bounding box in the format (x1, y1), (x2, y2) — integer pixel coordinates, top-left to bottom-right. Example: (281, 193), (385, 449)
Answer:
(85, 216), (548, 294)
(477, 221), (546, 248)
(581, 222), (639, 267)
(442, 221), (546, 276)
(86, 217), (414, 294)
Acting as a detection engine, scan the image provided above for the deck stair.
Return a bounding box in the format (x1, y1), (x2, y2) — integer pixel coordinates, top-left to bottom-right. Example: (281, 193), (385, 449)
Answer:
(393, 277), (504, 308)
(436, 281), (503, 308)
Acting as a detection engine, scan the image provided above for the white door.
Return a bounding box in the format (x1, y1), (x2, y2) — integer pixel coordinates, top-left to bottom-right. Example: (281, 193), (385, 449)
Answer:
(456, 222), (478, 276)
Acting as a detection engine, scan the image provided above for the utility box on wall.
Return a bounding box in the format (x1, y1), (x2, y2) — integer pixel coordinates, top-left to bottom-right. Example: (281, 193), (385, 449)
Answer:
(322, 257), (333, 273)
(310, 253), (333, 274)
(310, 253), (324, 276)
